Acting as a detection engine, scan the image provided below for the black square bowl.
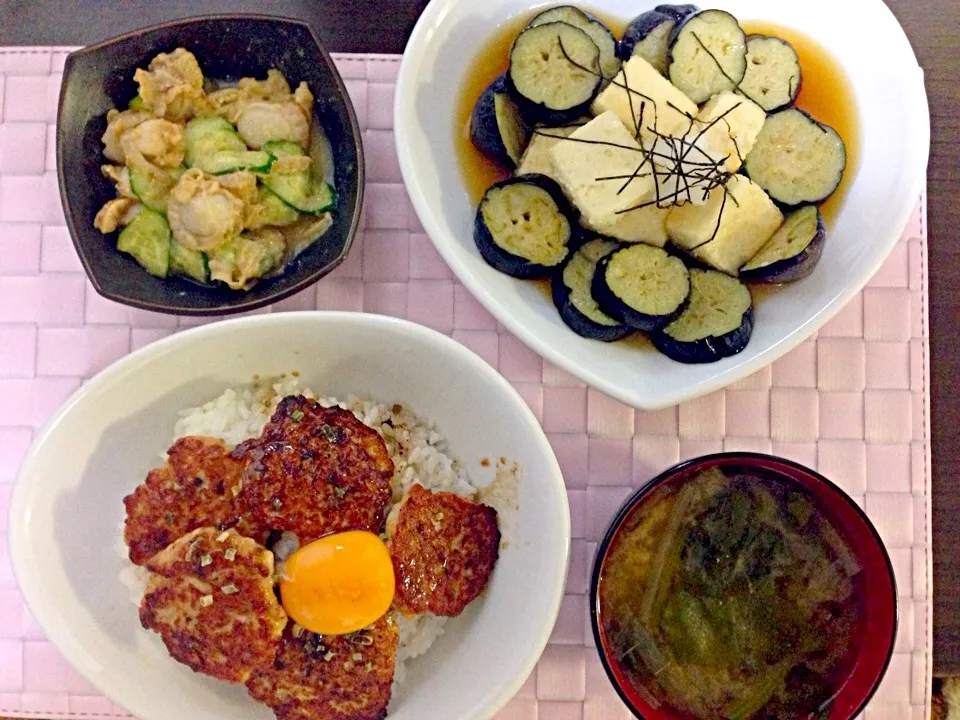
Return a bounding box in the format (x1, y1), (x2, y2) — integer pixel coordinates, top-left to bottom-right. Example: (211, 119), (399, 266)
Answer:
(57, 14), (364, 315)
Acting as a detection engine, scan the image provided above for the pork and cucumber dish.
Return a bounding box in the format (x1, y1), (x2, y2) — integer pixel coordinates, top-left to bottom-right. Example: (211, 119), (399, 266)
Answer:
(94, 48), (336, 291)
(463, 4), (852, 364)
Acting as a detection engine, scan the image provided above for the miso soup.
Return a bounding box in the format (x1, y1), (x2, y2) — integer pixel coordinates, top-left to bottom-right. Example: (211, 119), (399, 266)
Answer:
(597, 466), (865, 719)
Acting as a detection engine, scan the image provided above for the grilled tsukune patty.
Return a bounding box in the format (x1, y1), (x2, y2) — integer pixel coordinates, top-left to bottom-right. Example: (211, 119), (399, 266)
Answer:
(386, 484), (500, 617)
(474, 174), (575, 278)
(234, 396), (393, 544)
(139, 527), (287, 683)
(245, 615), (398, 720)
(124, 435), (251, 565)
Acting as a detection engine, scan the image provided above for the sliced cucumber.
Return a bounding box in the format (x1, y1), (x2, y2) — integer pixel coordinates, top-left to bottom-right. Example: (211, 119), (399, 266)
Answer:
(169, 241), (210, 284)
(185, 115), (236, 138)
(129, 167), (172, 214)
(184, 115), (270, 174)
(185, 116), (243, 158)
(262, 139), (307, 159)
(198, 150), (274, 175)
(129, 166), (188, 214)
(262, 172), (335, 214)
(257, 185), (300, 226)
(116, 209), (171, 277)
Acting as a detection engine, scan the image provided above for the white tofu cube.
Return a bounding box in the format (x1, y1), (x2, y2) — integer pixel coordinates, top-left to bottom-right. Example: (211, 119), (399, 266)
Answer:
(667, 174), (784, 274)
(516, 124), (582, 180)
(591, 55), (698, 151)
(689, 91), (767, 173)
(594, 203), (670, 247)
(549, 111), (668, 246)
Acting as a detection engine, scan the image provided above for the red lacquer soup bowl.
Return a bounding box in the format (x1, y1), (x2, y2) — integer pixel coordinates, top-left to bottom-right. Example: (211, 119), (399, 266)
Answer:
(590, 452), (897, 719)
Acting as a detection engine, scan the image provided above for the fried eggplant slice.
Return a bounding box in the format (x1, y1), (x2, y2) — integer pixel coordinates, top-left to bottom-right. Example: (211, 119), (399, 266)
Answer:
(469, 73), (531, 169)
(508, 21), (603, 124)
(246, 616), (398, 720)
(739, 34), (802, 112)
(474, 174), (575, 278)
(552, 238), (635, 342)
(618, 6), (699, 75)
(527, 5), (620, 80)
(744, 108), (847, 206)
(123, 435), (250, 565)
(387, 484), (500, 617)
(593, 243), (691, 332)
(651, 268), (754, 363)
(139, 527), (286, 683)
(740, 205), (825, 283)
(235, 396), (393, 543)
(668, 9), (748, 104)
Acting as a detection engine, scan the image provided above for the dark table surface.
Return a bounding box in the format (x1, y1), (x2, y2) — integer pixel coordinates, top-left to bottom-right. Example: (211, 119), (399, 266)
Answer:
(2, 0), (959, 675)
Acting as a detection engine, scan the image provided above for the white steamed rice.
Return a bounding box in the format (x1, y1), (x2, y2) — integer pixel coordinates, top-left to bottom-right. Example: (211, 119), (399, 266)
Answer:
(119, 376), (493, 687)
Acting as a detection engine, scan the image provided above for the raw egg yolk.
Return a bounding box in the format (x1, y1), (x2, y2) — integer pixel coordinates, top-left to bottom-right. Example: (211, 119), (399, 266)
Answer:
(279, 530), (395, 635)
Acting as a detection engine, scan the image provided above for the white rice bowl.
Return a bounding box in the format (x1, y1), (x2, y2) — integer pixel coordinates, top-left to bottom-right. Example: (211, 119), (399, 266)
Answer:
(12, 312), (568, 720)
(118, 375), (515, 693)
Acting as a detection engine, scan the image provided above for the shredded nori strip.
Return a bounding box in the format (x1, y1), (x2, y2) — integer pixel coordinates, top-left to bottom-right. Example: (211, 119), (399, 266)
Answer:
(547, 34), (747, 248)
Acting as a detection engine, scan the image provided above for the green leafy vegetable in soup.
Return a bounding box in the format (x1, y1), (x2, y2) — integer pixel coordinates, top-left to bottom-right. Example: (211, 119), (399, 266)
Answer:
(598, 467), (863, 719)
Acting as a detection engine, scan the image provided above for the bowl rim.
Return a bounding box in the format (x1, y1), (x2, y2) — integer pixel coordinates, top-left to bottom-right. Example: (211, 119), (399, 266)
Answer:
(393, 0), (931, 410)
(587, 451), (899, 720)
(57, 13), (366, 316)
(8, 310), (570, 720)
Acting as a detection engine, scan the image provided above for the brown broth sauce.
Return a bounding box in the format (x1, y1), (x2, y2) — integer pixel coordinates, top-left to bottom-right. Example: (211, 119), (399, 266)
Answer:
(453, 10), (626, 204)
(740, 21), (860, 225)
(453, 11), (860, 312)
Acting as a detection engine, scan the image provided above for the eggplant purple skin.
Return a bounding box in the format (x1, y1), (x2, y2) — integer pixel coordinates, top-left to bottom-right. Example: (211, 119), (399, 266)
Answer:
(618, 10), (674, 61)
(550, 247), (634, 342)
(745, 108), (847, 207)
(651, 304), (754, 364)
(744, 33), (803, 111)
(527, 5), (616, 29)
(505, 25), (603, 126)
(505, 73), (602, 126)
(474, 174), (575, 280)
(654, 3), (700, 23)
(665, 243), (714, 273)
(591, 250), (690, 332)
(666, 8), (743, 51)
(469, 73), (529, 169)
(739, 209), (826, 284)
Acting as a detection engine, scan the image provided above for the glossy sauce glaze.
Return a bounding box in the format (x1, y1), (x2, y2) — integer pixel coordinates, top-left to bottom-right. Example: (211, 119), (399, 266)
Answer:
(453, 12), (859, 227)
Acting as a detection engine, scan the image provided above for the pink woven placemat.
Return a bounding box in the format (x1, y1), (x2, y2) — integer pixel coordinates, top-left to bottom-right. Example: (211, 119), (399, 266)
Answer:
(0, 49), (932, 720)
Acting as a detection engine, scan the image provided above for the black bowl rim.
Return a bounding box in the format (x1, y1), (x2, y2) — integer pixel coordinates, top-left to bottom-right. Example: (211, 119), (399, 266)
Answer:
(587, 451), (899, 720)
(57, 12), (365, 316)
